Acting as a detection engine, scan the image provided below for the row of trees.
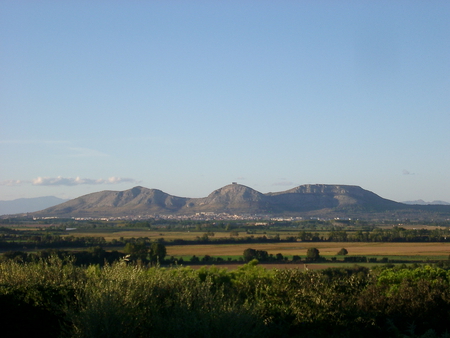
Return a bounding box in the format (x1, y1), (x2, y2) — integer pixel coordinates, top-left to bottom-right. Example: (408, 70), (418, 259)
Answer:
(243, 247), (349, 263)
(2, 226), (450, 254)
(0, 232), (107, 249)
(123, 242), (166, 264)
(0, 247), (124, 266)
(0, 231), (289, 250)
(0, 241), (167, 266)
(301, 227), (450, 242)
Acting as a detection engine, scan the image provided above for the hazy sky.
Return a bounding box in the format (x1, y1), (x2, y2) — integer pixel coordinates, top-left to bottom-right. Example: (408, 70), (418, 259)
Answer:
(1, 1), (449, 202)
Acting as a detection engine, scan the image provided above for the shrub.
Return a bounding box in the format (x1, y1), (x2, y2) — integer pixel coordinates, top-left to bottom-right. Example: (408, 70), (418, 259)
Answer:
(337, 248), (348, 256)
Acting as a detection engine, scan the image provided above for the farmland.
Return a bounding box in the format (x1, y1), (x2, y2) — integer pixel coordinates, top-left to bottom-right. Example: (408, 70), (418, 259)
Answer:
(2, 218), (450, 336)
(165, 242), (450, 258)
(2, 218), (450, 267)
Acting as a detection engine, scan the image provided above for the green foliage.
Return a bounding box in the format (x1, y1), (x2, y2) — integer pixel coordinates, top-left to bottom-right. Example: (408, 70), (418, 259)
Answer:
(1, 257), (450, 337)
(123, 242), (148, 260)
(149, 242), (166, 263)
(337, 248), (348, 255)
(0, 256), (85, 338)
(359, 266), (450, 335)
(122, 242), (167, 265)
(243, 248), (269, 262)
(306, 247), (320, 260)
(377, 265), (450, 292)
(67, 261), (267, 338)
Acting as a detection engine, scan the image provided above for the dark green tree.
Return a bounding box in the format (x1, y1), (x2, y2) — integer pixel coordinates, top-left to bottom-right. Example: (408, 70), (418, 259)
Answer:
(243, 248), (257, 261)
(190, 255), (200, 263)
(256, 250), (269, 261)
(337, 248), (348, 255)
(123, 242), (148, 261)
(306, 247), (320, 261)
(149, 242), (166, 264)
(298, 231), (312, 241)
(243, 248), (269, 262)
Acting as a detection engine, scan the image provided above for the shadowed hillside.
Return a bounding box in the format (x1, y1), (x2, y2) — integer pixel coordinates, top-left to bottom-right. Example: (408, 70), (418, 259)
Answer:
(34, 186), (188, 217)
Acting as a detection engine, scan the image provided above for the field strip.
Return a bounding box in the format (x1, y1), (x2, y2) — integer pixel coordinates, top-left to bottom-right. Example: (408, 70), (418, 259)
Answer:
(166, 242), (450, 257)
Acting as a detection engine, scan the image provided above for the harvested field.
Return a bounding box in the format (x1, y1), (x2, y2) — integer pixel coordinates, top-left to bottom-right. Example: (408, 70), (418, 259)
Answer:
(166, 242), (450, 257)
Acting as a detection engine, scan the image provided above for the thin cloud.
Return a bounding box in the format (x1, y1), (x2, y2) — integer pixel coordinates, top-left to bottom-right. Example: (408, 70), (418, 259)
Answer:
(0, 179), (26, 186)
(31, 176), (139, 186)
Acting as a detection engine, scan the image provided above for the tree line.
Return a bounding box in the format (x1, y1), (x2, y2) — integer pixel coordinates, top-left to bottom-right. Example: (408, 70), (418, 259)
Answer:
(300, 227), (450, 242)
(2, 227), (450, 253)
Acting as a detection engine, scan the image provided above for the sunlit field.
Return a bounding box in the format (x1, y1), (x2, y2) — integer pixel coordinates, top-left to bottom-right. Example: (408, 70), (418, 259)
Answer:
(6, 226), (450, 264)
(26, 227), (450, 259)
(165, 242), (450, 258)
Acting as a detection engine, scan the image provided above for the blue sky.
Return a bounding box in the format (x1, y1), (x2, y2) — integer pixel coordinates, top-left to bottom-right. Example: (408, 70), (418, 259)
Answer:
(1, 1), (449, 202)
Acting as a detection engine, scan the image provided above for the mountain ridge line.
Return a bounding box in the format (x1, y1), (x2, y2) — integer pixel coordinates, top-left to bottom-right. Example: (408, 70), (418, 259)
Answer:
(28, 183), (450, 220)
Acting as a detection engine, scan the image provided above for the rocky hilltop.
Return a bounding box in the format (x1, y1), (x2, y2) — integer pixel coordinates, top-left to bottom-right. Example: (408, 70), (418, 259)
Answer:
(192, 184), (270, 214)
(28, 183), (450, 219)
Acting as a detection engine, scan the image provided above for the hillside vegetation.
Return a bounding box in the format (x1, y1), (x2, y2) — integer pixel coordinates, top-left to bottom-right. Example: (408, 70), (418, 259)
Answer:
(1, 257), (450, 338)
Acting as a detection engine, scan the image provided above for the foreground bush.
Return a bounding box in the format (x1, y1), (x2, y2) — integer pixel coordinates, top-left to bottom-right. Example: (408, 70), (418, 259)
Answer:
(0, 256), (84, 338)
(68, 263), (266, 338)
(1, 257), (450, 337)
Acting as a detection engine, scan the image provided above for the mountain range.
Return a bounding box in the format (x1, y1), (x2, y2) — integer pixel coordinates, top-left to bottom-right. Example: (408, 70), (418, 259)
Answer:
(402, 199), (450, 206)
(0, 196), (69, 216)
(27, 183), (450, 220)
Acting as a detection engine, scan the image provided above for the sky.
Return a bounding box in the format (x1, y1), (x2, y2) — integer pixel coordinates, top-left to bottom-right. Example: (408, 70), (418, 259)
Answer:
(1, 1), (449, 203)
